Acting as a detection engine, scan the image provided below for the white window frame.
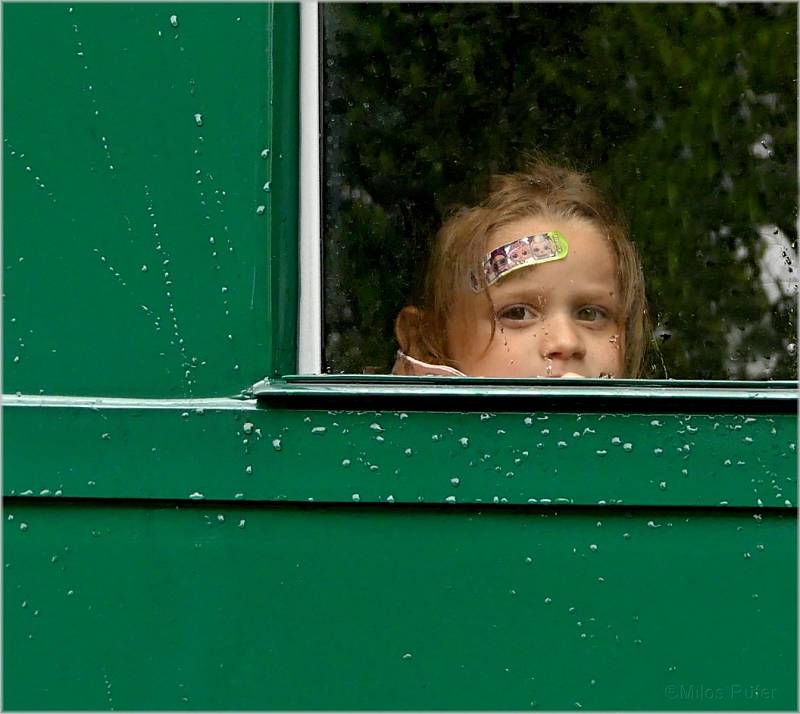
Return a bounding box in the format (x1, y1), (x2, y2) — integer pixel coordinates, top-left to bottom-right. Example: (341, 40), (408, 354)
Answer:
(297, 1), (322, 374)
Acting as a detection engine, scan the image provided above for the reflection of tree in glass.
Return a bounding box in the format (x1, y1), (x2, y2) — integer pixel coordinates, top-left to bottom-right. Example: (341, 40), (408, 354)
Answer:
(322, 3), (797, 379)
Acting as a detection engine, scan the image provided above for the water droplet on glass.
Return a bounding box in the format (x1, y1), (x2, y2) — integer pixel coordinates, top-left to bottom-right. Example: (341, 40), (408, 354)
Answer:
(242, 422), (254, 434)
(445, 495), (456, 503)
(193, 112), (203, 127)
(311, 426), (326, 434)
(245, 465), (253, 475)
(459, 437), (469, 447)
(271, 438), (282, 451)
(351, 493), (360, 502)
(19, 523), (28, 531)
(402, 652), (413, 660)
(450, 477), (460, 487)
(256, 205), (265, 215)
(544, 597), (552, 604)
(589, 544), (598, 552)
(263, 181), (271, 192)
(659, 481), (667, 490)
(623, 443), (633, 452)
(170, 14), (179, 27)
(238, 519), (246, 528)
(261, 148), (270, 159)
(189, 492), (204, 500)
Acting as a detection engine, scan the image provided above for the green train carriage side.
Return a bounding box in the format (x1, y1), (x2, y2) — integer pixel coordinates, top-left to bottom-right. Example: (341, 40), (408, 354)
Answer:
(3, 4), (796, 710)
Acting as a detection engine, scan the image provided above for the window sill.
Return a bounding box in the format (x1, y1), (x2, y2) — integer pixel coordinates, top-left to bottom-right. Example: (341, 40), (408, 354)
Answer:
(252, 375), (797, 414)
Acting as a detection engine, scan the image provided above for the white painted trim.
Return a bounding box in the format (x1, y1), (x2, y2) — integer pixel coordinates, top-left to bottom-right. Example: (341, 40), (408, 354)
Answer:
(297, 1), (322, 374)
(2, 394), (259, 410)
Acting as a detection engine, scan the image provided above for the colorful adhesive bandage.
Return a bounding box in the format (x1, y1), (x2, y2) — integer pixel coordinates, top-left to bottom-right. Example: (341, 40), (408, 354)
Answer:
(470, 230), (569, 292)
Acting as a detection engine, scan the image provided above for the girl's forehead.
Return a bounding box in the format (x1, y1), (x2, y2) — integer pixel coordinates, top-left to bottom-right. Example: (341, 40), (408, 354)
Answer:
(487, 215), (602, 253)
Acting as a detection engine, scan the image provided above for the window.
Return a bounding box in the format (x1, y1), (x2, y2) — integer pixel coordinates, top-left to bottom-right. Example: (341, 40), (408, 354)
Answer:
(318, 3), (797, 380)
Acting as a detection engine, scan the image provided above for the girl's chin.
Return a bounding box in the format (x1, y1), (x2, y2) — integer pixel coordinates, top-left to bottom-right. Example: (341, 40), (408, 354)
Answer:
(530, 371), (585, 378)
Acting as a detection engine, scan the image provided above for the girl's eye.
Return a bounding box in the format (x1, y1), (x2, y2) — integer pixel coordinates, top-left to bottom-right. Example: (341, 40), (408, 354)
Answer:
(498, 305), (537, 321)
(576, 306), (608, 322)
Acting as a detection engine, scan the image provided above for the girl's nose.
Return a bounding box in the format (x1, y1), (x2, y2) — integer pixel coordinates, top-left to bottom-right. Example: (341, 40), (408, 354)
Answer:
(541, 315), (585, 361)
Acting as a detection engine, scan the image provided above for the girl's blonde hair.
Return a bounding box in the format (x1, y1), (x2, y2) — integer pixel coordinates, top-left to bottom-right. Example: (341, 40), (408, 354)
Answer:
(414, 159), (650, 377)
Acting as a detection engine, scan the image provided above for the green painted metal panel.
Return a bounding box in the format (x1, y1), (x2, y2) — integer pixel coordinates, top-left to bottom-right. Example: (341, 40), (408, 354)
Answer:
(4, 500), (796, 710)
(2, 400), (796, 508)
(3, 2), (299, 397)
(3, 397), (797, 708)
(268, 3), (300, 378)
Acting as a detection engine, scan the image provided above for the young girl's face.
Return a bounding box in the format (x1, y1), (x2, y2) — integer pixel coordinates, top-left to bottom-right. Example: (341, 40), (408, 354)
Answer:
(448, 215), (624, 378)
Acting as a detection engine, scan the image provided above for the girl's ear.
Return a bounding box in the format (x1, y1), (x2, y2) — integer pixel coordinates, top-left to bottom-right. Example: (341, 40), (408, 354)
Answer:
(394, 305), (434, 361)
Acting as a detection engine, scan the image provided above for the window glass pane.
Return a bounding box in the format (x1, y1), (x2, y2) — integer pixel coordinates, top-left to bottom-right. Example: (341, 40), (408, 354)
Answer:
(321, 3), (797, 379)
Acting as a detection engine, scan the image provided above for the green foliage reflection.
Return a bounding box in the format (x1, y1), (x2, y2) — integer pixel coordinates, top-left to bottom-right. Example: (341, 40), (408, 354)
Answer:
(322, 3), (797, 379)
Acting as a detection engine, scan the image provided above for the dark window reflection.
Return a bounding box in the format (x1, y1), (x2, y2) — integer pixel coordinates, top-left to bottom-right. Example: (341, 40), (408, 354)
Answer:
(322, 3), (797, 379)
